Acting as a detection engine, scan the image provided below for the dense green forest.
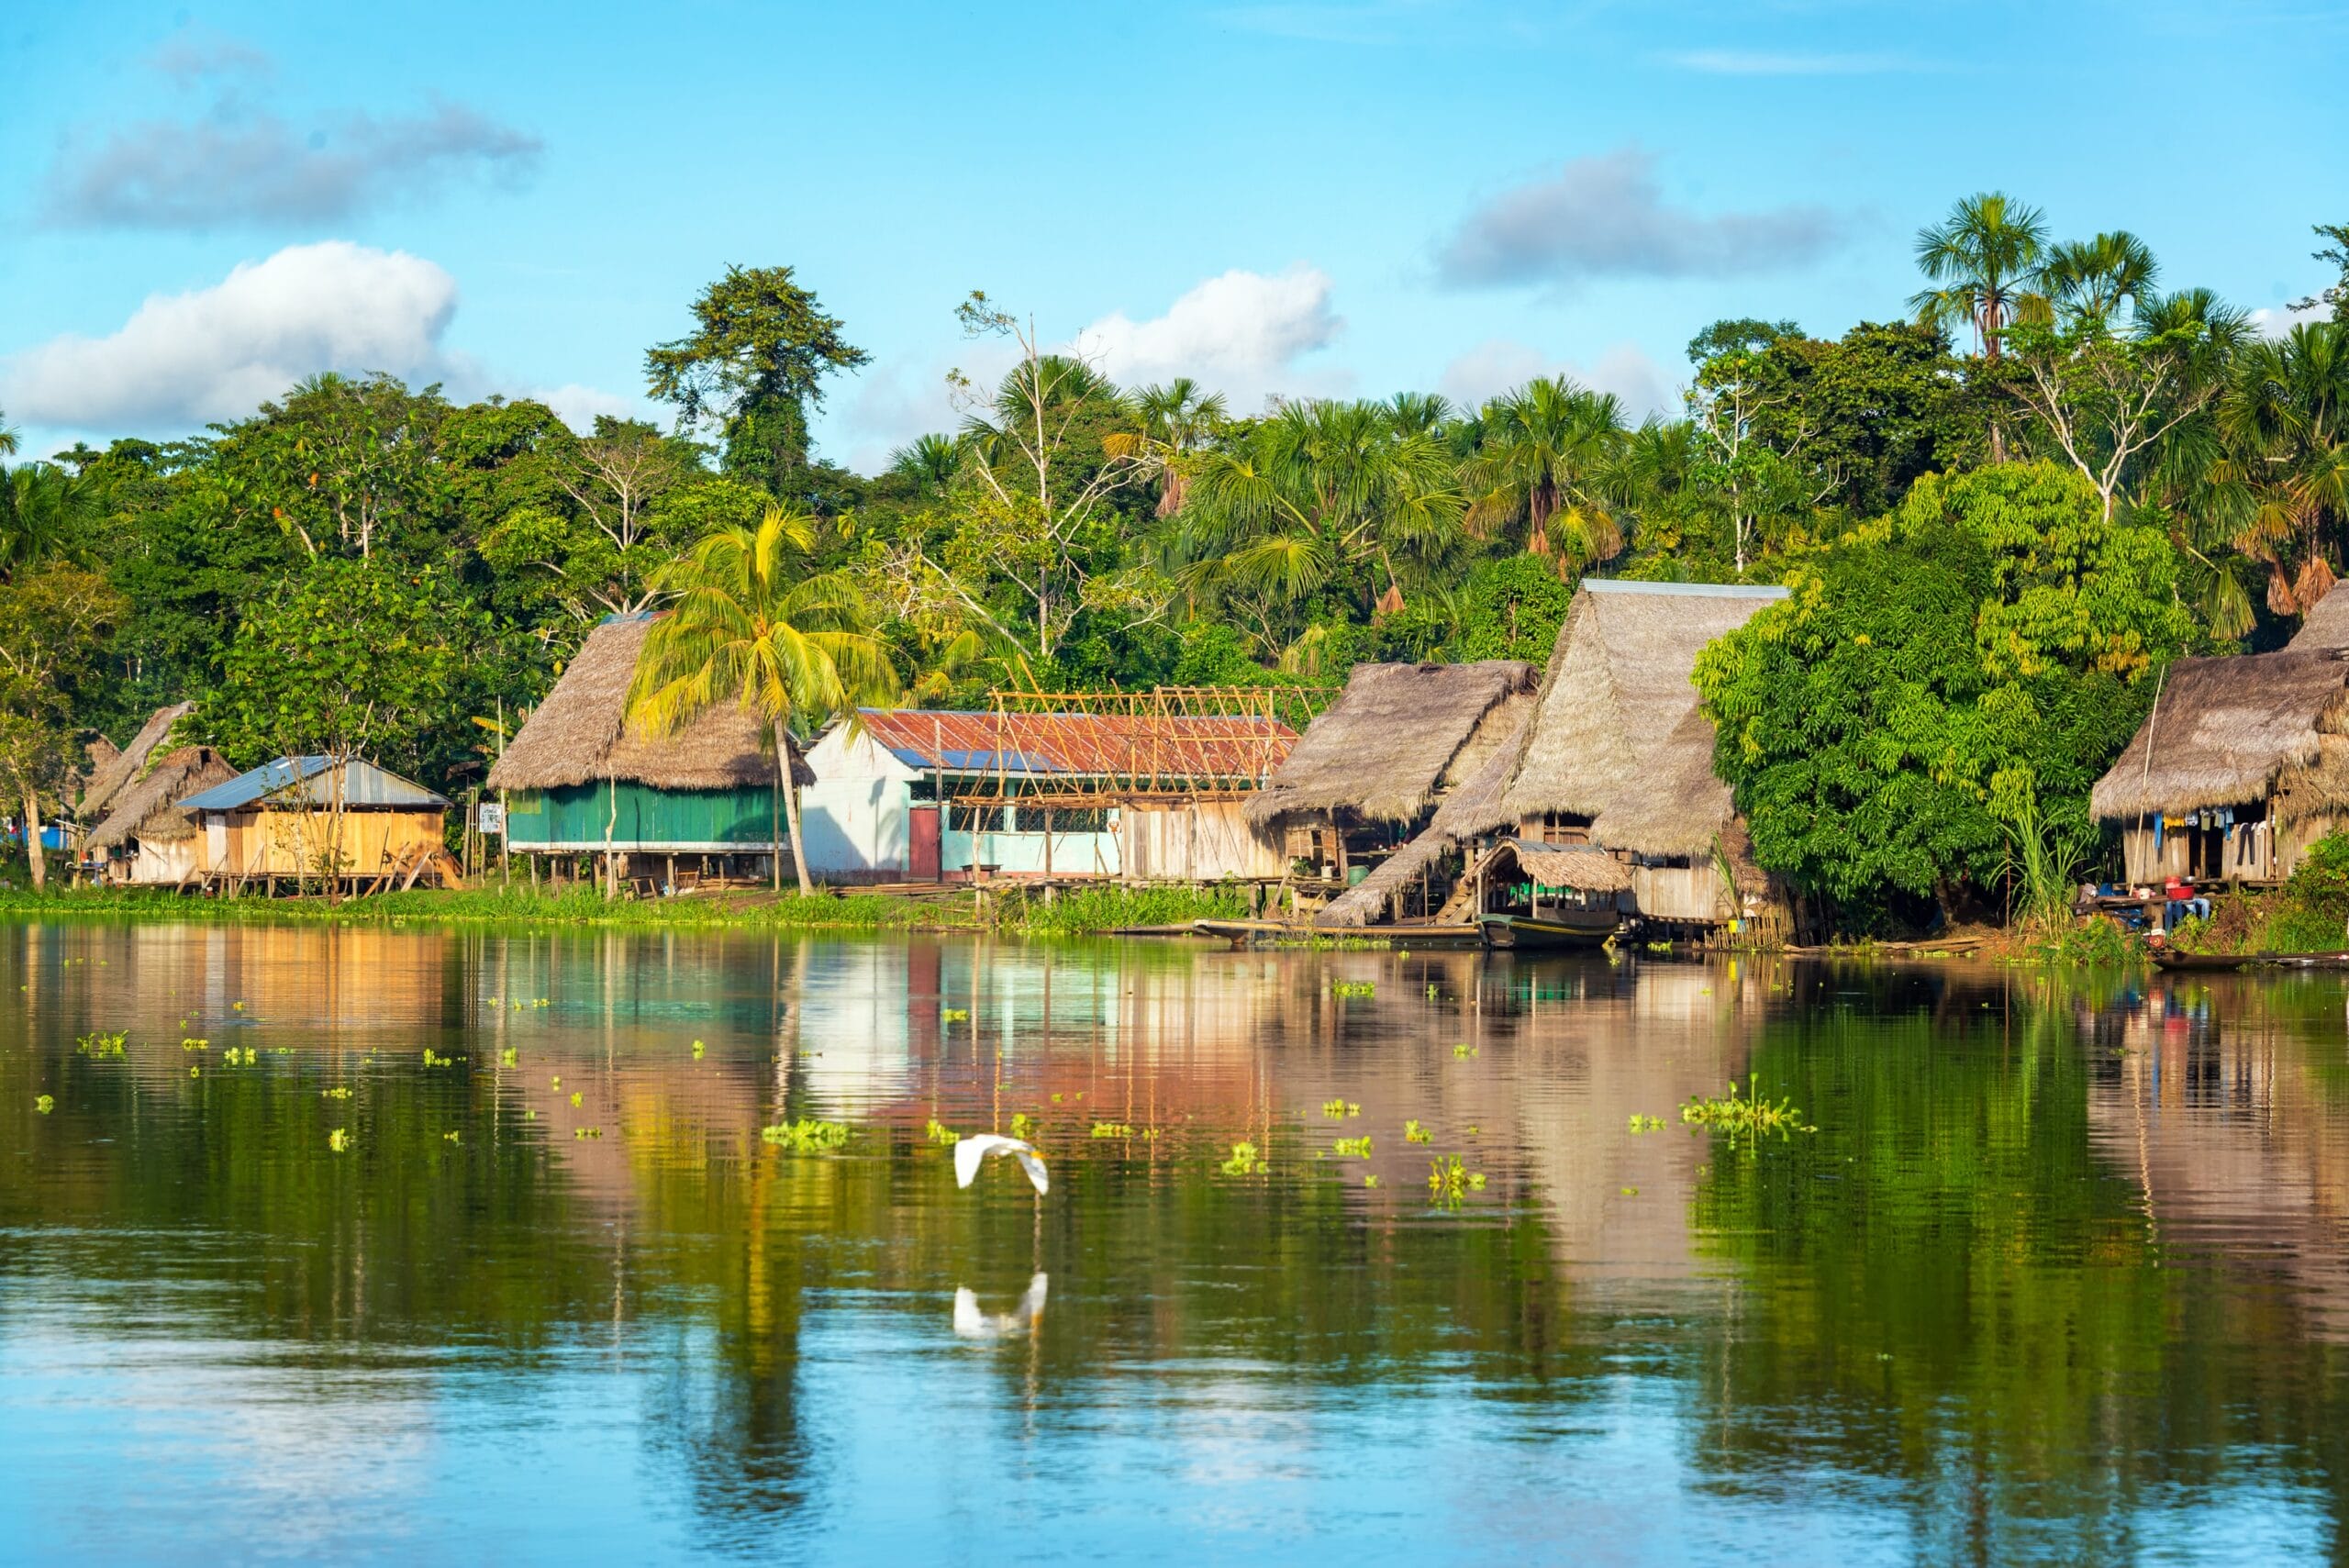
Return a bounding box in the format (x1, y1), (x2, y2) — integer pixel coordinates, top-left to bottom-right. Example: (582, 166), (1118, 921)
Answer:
(3, 197), (2345, 923)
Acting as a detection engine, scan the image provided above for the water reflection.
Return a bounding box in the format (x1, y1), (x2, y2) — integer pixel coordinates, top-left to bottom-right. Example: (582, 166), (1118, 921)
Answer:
(4, 922), (2348, 1562)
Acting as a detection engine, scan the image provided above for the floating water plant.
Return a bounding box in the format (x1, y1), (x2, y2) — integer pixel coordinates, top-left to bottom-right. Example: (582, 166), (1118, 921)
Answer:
(1429, 1154), (1484, 1200)
(1680, 1074), (1815, 1139)
(762, 1118), (852, 1151)
(569, 1091), (583, 1107)
(573, 1127), (602, 1140)
(1364, 1174), (1379, 1188)
(422, 1048), (451, 1068)
(1008, 1112), (1037, 1141)
(1320, 1098), (1360, 1119)
(1452, 1043), (1478, 1060)
(941, 1007), (969, 1023)
(925, 1118), (958, 1146)
(1090, 1121), (1134, 1139)
(1403, 1119), (1432, 1144)
(75, 1031), (127, 1059)
(444, 1130), (461, 1144)
(1220, 1140), (1266, 1175)
(35, 1095), (54, 1115)
(1628, 1114), (1664, 1134)
(1330, 981), (1375, 998)
(500, 1048), (518, 1068)
(328, 1128), (350, 1152)
(1333, 1135), (1374, 1158)
(550, 1075), (561, 1089)
(691, 1040), (705, 1061)
(322, 1086), (352, 1100)
(181, 1037), (208, 1051)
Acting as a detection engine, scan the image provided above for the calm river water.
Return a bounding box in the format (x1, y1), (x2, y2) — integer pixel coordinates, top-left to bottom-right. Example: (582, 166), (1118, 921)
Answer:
(4, 921), (2348, 1564)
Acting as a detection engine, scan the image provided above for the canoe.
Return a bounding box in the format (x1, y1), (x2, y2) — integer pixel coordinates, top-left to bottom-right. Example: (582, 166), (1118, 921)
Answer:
(1476, 913), (1617, 951)
(2153, 949), (2349, 972)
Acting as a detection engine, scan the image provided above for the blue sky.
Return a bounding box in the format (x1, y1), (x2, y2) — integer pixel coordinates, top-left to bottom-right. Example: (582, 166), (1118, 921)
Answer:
(4, 0), (2343, 472)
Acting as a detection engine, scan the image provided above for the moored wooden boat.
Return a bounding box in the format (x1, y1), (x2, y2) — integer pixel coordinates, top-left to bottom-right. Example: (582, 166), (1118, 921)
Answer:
(1476, 912), (1617, 951)
(2153, 948), (2349, 972)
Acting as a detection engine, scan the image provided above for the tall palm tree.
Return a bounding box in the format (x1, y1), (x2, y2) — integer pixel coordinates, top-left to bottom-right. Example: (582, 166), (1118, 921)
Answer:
(2043, 230), (2161, 326)
(0, 463), (95, 580)
(887, 432), (964, 499)
(1382, 391), (1453, 438)
(0, 409), (19, 458)
(2205, 320), (2349, 618)
(628, 506), (895, 895)
(1911, 192), (2050, 359)
(1177, 398), (1464, 626)
(1110, 378), (1230, 517)
(1458, 378), (1630, 577)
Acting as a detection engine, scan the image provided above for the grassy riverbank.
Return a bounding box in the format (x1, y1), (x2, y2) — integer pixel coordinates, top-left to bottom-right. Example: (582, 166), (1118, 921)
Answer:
(0, 880), (1251, 936)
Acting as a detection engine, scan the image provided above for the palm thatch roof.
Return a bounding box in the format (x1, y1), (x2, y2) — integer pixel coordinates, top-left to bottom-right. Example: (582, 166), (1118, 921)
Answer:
(2090, 650), (2349, 821)
(2290, 582), (2349, 651)
(1245, 660), (1537, 828)
(1501, 839), (1632, 894)
(78, 703), (193, 820)
(85, 746), (238, 850)
(1588, 706), (1735, 860)
(487, 616), (812, 793)
(1496, 581), (1786, 823)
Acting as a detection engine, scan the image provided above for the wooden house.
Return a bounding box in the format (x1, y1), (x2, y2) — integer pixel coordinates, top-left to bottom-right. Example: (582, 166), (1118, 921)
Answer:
(487, 615), (812, 886)
(177, 757), (454, 889)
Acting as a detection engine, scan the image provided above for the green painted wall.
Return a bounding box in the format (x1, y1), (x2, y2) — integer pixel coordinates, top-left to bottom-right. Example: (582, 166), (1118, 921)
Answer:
(503, 782), (776, 849)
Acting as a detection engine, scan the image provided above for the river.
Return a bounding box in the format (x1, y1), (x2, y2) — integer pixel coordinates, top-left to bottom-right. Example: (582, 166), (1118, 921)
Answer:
(3, 921), (2345, 1563)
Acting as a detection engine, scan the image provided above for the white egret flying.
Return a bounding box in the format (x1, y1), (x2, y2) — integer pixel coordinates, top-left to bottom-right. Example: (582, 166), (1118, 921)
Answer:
(953, 1132), (1049, 1195)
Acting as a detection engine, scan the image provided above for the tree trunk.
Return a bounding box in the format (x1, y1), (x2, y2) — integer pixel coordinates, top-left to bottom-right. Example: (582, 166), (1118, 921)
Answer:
(776, 735), (812, 896)
(21, 786), (45, 893)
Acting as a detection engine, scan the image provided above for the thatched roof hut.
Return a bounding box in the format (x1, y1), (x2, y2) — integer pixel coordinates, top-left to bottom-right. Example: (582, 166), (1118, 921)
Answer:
(2089, 650), (2349, 823)
(84, 746), (238, 852)
(78, 702), (192, 820)
(1586, 706), (1733, 860)
(1245, 660), (1536, 828)
(2289, 582), (2349, 651)
(488, 616), (812, 794)
(1496, 581), (1786, 825)
(1497, 840), (1631, 894)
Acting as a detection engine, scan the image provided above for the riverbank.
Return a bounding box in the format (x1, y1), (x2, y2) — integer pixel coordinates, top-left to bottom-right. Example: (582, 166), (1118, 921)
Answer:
(0, 880), (1251, 937)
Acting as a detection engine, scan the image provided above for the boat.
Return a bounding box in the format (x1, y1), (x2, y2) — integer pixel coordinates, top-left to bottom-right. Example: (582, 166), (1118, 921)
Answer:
(2153, 948), (2349, 972)
(1476, 912), (1618, 951)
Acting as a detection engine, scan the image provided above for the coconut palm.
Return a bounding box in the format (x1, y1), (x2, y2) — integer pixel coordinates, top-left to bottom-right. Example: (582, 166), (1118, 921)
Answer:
(1176, 398), (1464, 624)
(628, 506), (894, 895)
(1910, 192), (2050, 359)
(2043, 230), (2161, 326)
(1458, 378), (1631, 577)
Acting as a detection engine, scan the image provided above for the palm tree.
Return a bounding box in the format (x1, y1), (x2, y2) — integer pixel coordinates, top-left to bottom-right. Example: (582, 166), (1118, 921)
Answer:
(1458, 378), (1630, 577)
(628, 506), (895, 895)
(0, 463), (95, 580)
(1108, 378), (1229, 517)
(2043, 230), (2160, 326)
(1382, 391), (1453, 438)
(1176, 398), (1464, 627)
(2204, 320), (2349, 618)
(887, 432), (964, 499)
(1911, 192), (2050, 359)
(0, 409), (18, 458)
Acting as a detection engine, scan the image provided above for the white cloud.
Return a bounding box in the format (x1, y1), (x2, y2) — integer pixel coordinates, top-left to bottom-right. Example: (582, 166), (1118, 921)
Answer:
(1437, 147), (1843, 288)
(1076, 265), (1345, 406)
(1439, 338), (1677, 420)
(527, 383), (645, 434)
(4, 241), (461, 429)
(1664, 50), (1916, 75)
(2249, 297), (2332, 338)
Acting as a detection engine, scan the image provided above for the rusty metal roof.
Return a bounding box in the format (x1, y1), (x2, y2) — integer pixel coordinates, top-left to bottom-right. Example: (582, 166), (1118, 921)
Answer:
(855, 708), (1296, 784)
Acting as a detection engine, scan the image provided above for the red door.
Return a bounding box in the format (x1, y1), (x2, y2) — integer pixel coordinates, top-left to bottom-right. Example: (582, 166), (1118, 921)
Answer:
(908, 804), (941, 881)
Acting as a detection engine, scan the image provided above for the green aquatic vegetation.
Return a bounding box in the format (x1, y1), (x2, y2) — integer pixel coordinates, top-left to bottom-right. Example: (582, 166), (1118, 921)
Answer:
(422, 1048), (451, 1068)
(941, 1007), (970, 1024)
(569, 1091), (582, 1107)
(321, 1086), (352, 1100)
(1330, 980), (1375, 998)
(221, 1046), (254, 1066)
(35, 1095), (54, 1115)
(1403, 1119), (1432, 1144)
(573, 1127), (602, 1140)
(181, 1038), (208, 1051)
(444, 1130), (461, 1144)
(328, 1128), (351, 1152)
(549, 1075), (561, 1089)
(1364, 1174), (1380, 1188)
(1680, 1074), (1815, 1139)
(691, 1040), (705, 1060)
(1319, 1098), (1360, 1118)
(1009, 1112), (1037, 1141)
(75, 1030), (127, 1059)
(1333, 1135), (1374, 1158)
(1220, 1140), (1266, 1175)
(499, 1048), (518, 1068)
(1090, 1121), (1134, 1139)
(1620, 1185), (1640, 1196)
(1628, 1114), (1665, 1133)
(1452, 1042), (1478, 1060)
(762, 1118), (852, 1151)
(1428, 1154), (1485, 1200)
(924, 1118), (958, 1146)
(189, 1065), (201, 1078)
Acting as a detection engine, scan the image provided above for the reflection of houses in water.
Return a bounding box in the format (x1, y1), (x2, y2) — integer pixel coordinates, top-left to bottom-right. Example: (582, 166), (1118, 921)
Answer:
(2087, 978), (2349, 1339)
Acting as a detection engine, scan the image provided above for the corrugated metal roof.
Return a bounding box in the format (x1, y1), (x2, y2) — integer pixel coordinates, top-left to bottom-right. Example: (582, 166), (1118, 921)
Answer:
(855, 709), (1295, 780)
(178, 756), (451, 812)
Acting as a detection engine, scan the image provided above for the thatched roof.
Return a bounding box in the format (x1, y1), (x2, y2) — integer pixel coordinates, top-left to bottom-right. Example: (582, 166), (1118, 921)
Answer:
(2291, 582), (2349, 651)
(1245, 660), (1537, 828)
(1496, 581), (1786, 823)
(2090, 650), (2349, 821)
(79, 703), (192, 819)
(1588, 706), (1734, 859)
(85, 746), (237, 850)
(487, 617), (811, 793)
(1501, 840), (1632, 894)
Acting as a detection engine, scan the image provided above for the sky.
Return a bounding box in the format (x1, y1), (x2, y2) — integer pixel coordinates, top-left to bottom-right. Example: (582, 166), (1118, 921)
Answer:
(3, 0), (2344, 474)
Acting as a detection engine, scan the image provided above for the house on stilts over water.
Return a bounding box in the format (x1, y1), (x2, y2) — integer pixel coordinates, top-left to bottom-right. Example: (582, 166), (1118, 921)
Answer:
(1308, 578), (1792, 940)
(2089, 584), (2349, 885)
(1245, 661), (1539, 921)
(798, 695), (1301, 884)
(488, 613), (815, 889)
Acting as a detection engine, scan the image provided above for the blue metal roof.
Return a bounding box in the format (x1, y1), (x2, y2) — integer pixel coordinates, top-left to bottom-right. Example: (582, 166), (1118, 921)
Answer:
(178, 756), (450, 812)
